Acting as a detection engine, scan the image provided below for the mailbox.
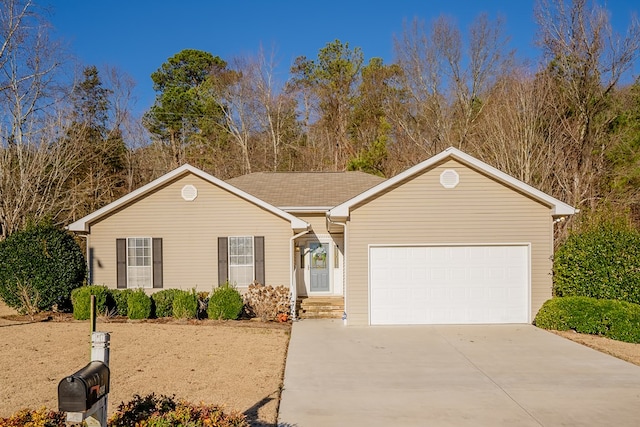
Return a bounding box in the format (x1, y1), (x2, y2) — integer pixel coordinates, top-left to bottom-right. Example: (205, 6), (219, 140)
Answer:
(58, 360), (110, 412)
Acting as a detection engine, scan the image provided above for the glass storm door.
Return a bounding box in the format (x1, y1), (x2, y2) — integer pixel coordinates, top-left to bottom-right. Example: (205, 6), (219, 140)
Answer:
(309, 242), (330, 292)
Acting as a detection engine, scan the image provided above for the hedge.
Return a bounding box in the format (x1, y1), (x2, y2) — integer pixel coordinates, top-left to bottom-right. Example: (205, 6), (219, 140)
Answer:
(553, 222), (640, 304)
(534, 296), (640, 343)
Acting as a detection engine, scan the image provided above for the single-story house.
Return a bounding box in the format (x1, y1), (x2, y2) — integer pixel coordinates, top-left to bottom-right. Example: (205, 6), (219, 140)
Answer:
(68, 147), (576, 325)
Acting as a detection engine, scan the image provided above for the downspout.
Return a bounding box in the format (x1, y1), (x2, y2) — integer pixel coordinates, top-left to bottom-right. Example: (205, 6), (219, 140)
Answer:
(290, 229), (310, 321)
(326, 215), (347, 325)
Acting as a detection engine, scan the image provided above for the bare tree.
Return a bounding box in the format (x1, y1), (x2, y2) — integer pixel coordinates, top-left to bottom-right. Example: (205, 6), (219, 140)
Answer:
(0, 111), (83, 238)
(535, 0), (640, 209)
(393, 14), (513, 156)
(252, 47), (298, 171)
(0, 0), (75, 238)
(473, 71), (557, 193)
(208, 57), (258, 175)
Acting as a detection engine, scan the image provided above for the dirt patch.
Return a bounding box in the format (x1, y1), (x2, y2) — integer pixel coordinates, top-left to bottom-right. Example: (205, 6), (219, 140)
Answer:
(551, 329), (640, 367)
(0, 302), (290, 426)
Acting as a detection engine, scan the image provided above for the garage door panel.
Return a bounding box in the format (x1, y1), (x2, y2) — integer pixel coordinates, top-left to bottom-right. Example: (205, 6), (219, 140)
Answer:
(370, 245), (529, 325)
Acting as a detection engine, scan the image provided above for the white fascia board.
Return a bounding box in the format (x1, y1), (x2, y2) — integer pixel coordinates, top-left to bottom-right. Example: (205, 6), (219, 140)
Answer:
(280, 206), (332, 213)
(328, 147), (577, 219)
(67, 164), (309, 232)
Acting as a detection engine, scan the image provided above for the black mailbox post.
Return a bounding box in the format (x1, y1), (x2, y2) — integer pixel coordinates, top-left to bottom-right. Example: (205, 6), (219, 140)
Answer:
(58, 360), (110, 412)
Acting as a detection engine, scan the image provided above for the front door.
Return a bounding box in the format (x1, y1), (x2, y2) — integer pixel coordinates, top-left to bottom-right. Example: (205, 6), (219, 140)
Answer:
(309, 242), (330, 292)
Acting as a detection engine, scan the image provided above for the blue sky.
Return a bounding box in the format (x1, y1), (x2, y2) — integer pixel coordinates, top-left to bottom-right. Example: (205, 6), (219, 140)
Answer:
(47, 1), (639, 115)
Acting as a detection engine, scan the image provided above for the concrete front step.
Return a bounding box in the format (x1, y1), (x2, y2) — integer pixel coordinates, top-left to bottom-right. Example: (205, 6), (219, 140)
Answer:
(297, 297), (344, 319)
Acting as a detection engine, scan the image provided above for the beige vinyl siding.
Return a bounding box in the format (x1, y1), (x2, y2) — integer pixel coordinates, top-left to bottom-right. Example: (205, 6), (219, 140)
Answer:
(346, 159), (553, 325)
(295, 213), (330, 235)
(88, 174), (293, 292)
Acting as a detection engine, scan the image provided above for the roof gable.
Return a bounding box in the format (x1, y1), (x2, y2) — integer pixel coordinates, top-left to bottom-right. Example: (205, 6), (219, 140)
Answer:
(68, 164), (309, 232)
(329, 147), (577, 219)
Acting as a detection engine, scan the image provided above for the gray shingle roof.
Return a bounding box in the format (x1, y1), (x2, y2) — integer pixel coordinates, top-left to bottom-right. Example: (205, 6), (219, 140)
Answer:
(227, 171), (386, 208)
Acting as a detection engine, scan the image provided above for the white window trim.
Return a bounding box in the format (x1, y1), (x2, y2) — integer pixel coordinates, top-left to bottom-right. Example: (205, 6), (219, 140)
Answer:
(228, 236), (255, 287)
(126, 236), (153, 289)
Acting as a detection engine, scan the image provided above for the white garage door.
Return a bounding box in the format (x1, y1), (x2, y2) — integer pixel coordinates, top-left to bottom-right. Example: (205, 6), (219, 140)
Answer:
(370, 245), (529, 325)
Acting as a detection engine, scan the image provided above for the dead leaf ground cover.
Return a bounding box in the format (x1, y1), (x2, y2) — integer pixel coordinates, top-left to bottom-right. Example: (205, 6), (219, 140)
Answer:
(0, 302), (290, 426)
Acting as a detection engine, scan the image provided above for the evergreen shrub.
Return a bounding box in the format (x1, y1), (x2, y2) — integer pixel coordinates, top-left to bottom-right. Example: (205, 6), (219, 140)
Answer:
(534, 296), (640, 343)
(554, 221), (640, 304)
(111, 289), (134, 316)
(0, 224), (86, 313)
(207, 283), (243, 320)
(71, 285), (112, 320)
(127, 289), (151, 319)
(172, 289), (198, 319)
(151, 289), (182, 318)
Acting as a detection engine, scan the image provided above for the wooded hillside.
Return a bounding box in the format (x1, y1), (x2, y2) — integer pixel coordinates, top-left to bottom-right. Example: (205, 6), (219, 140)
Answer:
(0, 0), (638, 240)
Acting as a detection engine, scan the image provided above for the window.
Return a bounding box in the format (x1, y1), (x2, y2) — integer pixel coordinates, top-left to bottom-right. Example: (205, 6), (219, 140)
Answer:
(228, 236), (254, 287)
(127, 237), (152, 288)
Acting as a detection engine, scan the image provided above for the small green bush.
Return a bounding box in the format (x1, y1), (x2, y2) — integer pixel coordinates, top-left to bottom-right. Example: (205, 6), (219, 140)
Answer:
(110, 289), (134, 316)
(151, 289), (182, 318)
(108, 393), (248, 427)
(71, 285), (112, 320)
(0, 223), (86, 313)
(127, 289), (152, 319)
(172, 289), (198, 319)
(207, 283), (243, 320)
(554, 221), (640, 304)
(534, 296), (640, 343)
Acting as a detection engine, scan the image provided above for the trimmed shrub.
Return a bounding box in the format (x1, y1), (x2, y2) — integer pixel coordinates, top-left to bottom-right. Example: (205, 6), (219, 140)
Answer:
(70, 285), (112, 320)
(534, 296), (640, 343)
(111, 289), (134, 316)
(172, 289), (198, 319)
(0, 224), (86, 313)
(0, 408), (66, 427)
(127, 289), (152, 319)
(207, 283), (243, 320)
(151, 289), (182, 318)
(108, 393), (248, 427)
(244, 282), (291, 321)
(553, 222), (640, 304)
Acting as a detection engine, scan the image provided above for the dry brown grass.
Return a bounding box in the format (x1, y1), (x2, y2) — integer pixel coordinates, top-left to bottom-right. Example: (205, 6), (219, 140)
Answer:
(0, 302), (289, 426)
(552, 330), (640, 367)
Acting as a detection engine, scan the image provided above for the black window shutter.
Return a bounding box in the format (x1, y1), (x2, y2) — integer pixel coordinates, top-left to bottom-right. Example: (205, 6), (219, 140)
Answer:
(116, 239), (127, 288)
(152, 238), (163, 288)
(218, 237), (228, 286)
(254, 236), (265, 285)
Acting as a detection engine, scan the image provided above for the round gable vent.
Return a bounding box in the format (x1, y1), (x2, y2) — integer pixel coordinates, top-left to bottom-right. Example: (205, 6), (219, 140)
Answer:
(181, 184), (198, 201)
(440, 169), (459, 189)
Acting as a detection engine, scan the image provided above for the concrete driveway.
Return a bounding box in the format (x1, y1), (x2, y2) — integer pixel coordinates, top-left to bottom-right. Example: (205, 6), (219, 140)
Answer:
(278, 320), (640, 426)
